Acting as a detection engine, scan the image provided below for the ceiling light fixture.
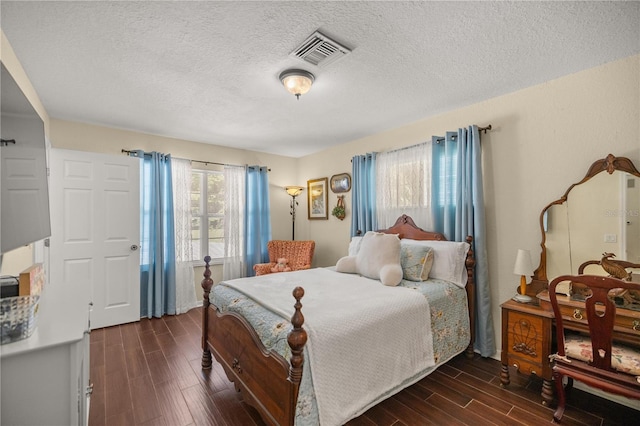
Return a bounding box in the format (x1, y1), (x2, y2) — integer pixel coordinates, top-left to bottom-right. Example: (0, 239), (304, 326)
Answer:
(279, 69), (314, 100)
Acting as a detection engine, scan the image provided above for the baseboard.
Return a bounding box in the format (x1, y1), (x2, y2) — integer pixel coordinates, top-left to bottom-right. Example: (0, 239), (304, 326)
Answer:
(573, 381), (640, 411)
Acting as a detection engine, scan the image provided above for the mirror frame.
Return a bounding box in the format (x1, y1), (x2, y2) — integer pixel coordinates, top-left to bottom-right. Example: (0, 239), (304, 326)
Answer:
(529, 153), (640, 294)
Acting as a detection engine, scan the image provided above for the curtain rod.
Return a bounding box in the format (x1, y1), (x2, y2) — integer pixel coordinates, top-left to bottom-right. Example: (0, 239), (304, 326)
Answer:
(434, 124), (492, 143)
(120, 149), (270, 171)
(374, 124), (493, 157)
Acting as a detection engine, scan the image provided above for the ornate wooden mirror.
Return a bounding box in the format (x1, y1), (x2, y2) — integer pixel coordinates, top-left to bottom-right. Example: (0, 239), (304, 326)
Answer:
(529, 154), (640, 294)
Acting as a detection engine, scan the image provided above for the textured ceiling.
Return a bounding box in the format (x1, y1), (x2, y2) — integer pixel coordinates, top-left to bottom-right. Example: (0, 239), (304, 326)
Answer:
(2, 1), (639, 158)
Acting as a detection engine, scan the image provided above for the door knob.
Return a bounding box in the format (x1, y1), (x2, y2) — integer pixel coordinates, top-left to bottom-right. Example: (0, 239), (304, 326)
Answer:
(130, 244), (139, 251)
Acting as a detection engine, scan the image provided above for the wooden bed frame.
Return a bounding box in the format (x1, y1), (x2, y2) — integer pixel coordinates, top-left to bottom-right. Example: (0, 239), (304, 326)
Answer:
(200, 214), (476, 426)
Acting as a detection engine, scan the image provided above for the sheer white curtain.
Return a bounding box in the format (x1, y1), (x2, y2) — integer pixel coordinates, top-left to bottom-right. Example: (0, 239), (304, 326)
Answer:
(223, 165), (246, 280)
(376, 142), (433, 230)
(171, 158), (198, 314)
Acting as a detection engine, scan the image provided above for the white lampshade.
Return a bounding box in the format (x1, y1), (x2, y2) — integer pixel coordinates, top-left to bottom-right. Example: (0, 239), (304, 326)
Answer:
(279, 69), (314, 99)
(513, 249), (534, 277)
(285, 186), (304, 197)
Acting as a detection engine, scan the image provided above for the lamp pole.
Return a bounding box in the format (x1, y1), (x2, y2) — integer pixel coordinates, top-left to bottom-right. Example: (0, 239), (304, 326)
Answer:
(290, 194), (298, 240)
(285, 186), (304, 241)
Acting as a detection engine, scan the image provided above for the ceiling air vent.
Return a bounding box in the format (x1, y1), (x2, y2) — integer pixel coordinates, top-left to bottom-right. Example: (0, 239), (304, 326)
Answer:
(290, 31), (351, 68)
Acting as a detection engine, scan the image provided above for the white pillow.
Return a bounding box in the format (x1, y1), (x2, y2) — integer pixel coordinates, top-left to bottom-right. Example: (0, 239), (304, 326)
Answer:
(336, 231), (403, 286)
(401, 239), (470, 287)
(348, 236), (363, 256)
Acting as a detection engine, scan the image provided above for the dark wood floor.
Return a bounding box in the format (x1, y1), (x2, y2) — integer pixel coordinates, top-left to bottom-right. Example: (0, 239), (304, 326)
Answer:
(89, 308), (638, 426)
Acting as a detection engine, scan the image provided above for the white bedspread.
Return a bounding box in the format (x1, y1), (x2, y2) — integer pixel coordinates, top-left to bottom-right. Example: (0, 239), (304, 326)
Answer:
(222, 268), (435, 426)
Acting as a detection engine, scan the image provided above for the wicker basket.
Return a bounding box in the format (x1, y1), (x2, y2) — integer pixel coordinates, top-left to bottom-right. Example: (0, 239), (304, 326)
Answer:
(0, 295), (40, 344)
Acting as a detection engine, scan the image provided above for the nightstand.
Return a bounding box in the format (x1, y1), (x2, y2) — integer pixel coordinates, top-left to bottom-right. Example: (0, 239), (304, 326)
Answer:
(500, 298), (554, 405)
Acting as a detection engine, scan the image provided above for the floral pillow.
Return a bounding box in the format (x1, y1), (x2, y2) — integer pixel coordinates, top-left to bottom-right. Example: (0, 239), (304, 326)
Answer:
(400, 244), (434, 282)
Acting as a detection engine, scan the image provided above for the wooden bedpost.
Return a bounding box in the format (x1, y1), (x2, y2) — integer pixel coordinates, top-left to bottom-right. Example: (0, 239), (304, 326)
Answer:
(286, 287), (307, 425)
(465, 236), (476, 359)
(287, 287), (307, 384)
(201, 256), (213, 369)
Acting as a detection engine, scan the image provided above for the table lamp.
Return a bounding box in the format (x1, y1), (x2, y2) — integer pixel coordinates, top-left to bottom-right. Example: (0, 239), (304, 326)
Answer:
(513, 249), (534, 303)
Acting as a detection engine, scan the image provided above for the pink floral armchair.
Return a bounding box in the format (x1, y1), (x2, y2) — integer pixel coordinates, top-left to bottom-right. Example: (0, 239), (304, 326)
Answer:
(253, 240), (315, 276)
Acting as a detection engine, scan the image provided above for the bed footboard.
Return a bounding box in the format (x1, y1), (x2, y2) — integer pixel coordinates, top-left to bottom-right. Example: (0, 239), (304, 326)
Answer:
(200, 257), (307, 426)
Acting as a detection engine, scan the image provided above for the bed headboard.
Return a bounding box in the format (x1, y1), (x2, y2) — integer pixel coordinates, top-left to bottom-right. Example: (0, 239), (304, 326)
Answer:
(377, 214), (447, 241)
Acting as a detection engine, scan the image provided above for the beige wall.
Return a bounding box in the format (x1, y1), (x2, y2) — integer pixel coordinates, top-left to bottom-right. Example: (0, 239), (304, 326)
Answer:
(297, 54), (640, 357)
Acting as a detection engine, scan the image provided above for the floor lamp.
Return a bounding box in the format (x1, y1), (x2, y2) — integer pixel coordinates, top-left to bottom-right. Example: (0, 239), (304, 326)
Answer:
(285, 186), (304, 240)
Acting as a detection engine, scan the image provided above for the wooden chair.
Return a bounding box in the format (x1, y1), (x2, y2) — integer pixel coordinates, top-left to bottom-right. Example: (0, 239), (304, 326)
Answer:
(253, 240), (315, 276)
(548, 274), (640, 422)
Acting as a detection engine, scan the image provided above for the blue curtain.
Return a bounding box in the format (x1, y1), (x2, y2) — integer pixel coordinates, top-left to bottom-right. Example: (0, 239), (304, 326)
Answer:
(350, 153), (378, 236)
(244, 166), (271, 277)
(431, 126), (495, 357)
(129, 150), (177, 318)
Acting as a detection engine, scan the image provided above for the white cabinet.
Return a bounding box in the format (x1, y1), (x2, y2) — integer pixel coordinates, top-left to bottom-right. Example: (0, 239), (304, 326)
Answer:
(0, 285), (91, 425)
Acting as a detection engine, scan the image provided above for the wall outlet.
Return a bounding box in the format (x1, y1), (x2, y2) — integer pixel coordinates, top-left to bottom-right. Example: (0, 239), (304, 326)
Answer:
(604, 233), (617, 243)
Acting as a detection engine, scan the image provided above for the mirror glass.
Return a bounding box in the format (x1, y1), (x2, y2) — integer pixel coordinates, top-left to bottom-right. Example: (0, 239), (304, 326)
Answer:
(1, 62), (51, 253)
(537, 156), (640, 284)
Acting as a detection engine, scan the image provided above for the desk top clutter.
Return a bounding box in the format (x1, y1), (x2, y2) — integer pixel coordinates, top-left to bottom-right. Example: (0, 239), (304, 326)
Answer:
(0, 264), (44, 345)
(0, 295), (39, 344)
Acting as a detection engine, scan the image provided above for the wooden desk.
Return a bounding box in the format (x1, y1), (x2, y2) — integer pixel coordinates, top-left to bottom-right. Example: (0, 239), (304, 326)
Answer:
(500, 298), (554, 405)
(537, 290), (640, 346)
(501, 292), (640, 406)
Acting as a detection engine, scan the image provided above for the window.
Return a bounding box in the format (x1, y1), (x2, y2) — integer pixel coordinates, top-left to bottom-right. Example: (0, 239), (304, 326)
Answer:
(191, 170), (224, 262)
(435, 145), (458, 207)
(376, 142), (432, 229)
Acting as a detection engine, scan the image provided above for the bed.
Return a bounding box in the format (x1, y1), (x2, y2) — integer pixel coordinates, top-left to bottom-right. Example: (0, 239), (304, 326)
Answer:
(200, 214), (476, 425)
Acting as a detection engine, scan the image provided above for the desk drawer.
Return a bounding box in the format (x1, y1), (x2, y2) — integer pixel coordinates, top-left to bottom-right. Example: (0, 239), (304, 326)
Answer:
(505, 355), (544, 377)
(555, 304), (640, 344)
(506, 312), (544, 364)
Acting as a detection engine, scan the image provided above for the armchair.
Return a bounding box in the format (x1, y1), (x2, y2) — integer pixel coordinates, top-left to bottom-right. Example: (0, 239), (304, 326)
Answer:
(548, 274), (640, 422)
(253, 240), (315, 276)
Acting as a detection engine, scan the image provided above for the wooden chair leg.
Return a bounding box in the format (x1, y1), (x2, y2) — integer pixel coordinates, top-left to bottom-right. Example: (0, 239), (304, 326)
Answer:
(553, 371), (566, 422)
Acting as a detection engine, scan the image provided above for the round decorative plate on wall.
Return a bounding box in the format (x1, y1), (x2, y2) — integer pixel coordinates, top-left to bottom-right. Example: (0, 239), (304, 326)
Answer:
(330, 173), (351, 193)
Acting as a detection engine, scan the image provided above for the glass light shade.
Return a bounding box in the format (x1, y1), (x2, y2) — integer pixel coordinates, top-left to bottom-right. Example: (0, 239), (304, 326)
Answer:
(285, 186), (305, 197)
(279, 69), (314, 99)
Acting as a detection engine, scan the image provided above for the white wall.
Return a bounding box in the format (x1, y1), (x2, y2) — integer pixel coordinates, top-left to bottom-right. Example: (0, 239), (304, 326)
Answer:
(296, 54), (640, 357)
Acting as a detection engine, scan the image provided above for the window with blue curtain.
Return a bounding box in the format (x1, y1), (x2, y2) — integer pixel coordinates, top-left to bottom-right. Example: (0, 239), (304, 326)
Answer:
(350, 153), (378, 236)
(432, 127), (495, 357)
(244, 165), (271, 276)
(431, 132), (459, 236)
(130, 150), (177, 318)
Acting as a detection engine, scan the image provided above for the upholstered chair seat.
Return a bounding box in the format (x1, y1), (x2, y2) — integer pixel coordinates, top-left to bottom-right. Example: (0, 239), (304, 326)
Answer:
(563, 334), (640, 377)
(253, 240), (315, 276)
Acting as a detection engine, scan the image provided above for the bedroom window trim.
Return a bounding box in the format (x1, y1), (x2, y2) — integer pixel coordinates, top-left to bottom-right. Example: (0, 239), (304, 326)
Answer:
(191, 169), (224, 266)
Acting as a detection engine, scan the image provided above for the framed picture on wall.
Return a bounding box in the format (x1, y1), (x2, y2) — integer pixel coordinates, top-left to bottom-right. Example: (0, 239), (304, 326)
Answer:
(307, 177), (329, 220)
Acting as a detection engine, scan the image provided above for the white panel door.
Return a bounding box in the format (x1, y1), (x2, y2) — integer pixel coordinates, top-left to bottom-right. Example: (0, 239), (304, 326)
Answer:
(50, 149), (140, 329)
